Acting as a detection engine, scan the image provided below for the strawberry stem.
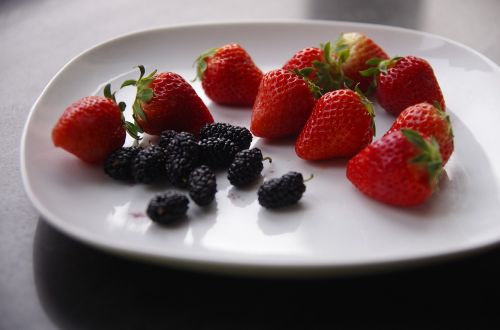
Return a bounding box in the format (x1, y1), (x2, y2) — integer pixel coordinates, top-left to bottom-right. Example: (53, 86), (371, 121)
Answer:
(193, 47), (218, 82)
(293, 68), (322, 99)
(354, 86), (376, 136)
(401, 129), (443, 185)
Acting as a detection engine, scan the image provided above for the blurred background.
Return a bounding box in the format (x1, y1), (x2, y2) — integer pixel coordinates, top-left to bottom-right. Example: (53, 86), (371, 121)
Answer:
(1, 0), (500, 329)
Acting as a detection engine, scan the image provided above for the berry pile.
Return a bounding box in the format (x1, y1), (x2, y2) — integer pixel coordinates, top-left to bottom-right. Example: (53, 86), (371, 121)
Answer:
(101, 121), (298, 224)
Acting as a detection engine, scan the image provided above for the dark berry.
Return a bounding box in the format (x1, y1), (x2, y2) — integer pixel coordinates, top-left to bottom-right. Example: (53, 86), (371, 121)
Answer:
(188, 165), (217, 206)
(258, 172), (307, 208)
(147, 191), (189, 224)
(200, 123), (253, 150)
(158, 129), (178, 148)
(132, 145), (167, 184)
(228, 148), (271, 187)
(104, 146), (141, 181)
(164, 132), (201, 187)
(199, 137), (239, 168)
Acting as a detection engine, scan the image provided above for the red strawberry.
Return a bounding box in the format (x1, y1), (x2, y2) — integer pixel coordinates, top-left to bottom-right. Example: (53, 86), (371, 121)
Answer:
(362, 56), (445, 116)
(346, 129), (443, 207)
(333, 32), (389, 92)
(295, 88), (375, 160)
(387, 102), (454, 164)
(127, 67), (214, 136)
(250, 69), (317, 139)
(195, 43), (263, 106)
(282, 46), (324, 79)
(52, 96), (126, 163)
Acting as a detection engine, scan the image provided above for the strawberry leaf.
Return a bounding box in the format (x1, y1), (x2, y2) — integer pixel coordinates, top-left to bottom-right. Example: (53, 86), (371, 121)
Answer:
(136, 65), (146, 79)
(118, 102), (126, 112)
(194, 47), (218, 81)
(120, 79), (137, 88)
(294, 68), (322, 99)
(359, 67), (379, 77)
(103, 84), (114, 100)
(402, 129), (443, 185)
(365, 57), (385, 66)
(402, 129), (428, 150)
(124, 121), (142, 140)
(137, 88), (153, 102)
(355, 85), (376, 136)
(133, 101), (147, 121)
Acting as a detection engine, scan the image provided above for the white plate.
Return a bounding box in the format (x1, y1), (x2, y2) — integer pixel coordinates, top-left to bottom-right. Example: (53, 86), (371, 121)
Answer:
(21, 20), (500, 276)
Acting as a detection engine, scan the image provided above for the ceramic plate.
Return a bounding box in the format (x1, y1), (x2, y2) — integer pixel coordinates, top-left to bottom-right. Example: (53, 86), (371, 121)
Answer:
(21, 20), (500, 276)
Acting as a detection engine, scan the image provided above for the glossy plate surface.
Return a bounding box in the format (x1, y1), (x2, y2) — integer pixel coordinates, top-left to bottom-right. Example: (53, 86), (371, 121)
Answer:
(21, 21), (500, 276)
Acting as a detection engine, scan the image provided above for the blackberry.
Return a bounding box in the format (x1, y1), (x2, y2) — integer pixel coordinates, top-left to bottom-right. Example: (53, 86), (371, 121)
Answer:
(227, 148), (272, 187)
(258, 172), (310, 208)
(199, 137), (239, 168)
(104, 146), (141, 181)
(147, 191), (189, 224)
(132, 145), (167, 184)
(157, 129), (178, 148)
(164, 132), (200, 187)
(188, 165), (217, 206)
(200, 123), (252, 150)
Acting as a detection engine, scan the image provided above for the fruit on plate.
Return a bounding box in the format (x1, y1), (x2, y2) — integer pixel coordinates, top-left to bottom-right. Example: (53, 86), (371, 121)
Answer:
(282, 46), (324, 80)
(199, 122), (253, 150)
(258, 171), (310, 208)
(147, 191), (189, 224)
(227, 148), (272, 187)
(295, 88), (375, 160)
(361, 56), (445, 116)
(195, 43), (263, 106)
(188, 165), (217, 206)
(104, 146), (141, 181)
(124, 66), (214, 136)
(52, 96), (126, 163)
(164, 131), (201, 188)
(387, 102), (454, 165)
(346, 129), (443, 207)
(333, 32), (389, 92)
(131, 145), (167, 184)
(250, 69), (317, 139)
(198, 136), (240, 168)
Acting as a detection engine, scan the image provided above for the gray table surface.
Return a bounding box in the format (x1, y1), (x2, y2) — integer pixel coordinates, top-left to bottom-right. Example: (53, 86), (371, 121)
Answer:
(2, 0), (500, 329)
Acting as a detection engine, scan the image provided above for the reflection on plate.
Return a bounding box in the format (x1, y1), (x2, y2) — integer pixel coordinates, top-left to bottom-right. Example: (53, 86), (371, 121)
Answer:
(21, 21), (500, 276)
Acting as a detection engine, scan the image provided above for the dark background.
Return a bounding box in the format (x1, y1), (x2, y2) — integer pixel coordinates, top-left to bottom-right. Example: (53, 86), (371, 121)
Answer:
(2, 0), (500, 329)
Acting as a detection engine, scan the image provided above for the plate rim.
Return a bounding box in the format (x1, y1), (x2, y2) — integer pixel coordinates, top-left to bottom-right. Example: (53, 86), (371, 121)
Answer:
(20, 19), (500, 276)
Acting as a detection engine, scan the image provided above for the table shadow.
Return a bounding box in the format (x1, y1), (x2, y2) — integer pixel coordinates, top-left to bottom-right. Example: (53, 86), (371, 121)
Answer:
(33, 219), (500, 330)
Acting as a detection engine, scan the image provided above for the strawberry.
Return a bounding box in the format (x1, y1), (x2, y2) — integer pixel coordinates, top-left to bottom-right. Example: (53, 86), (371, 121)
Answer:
(195, 43), (263, 106)
(250, 69), (317, 139)
(333, 32), (389, 93)
(295, 88), (375, 160)
(362, 56), (445, 116)
(282, 46), (324, 80)
(387, 102), (454, 164)
(125, 66), (214, 136)
(346, 129), (443, 207)
(52, 96), (126, 163)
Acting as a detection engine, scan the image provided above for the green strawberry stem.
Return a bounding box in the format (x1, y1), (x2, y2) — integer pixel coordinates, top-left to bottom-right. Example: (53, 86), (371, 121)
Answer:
(432, 100), (454, 138)
(354, 85), (376, 137)
(293, 68), (322, 99)
(313, 41), (353, 93)
(359, 56), (402, 93)
(263, 156), (273, 163)
(401, 128), (443, 186)
(102, 65), (156, 140)
(194, 47), (218, 81)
